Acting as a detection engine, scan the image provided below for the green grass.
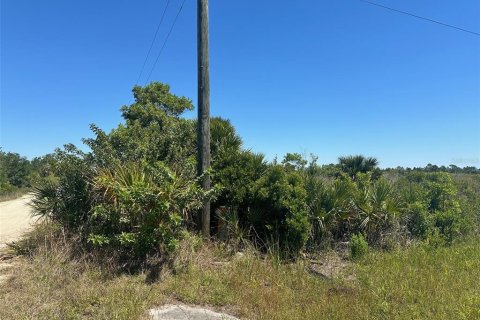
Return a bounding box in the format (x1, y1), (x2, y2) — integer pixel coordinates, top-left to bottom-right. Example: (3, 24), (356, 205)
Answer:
(161, 240), (480, 319)
(356, 241), (480, 319)
(1, 226), (479, 319)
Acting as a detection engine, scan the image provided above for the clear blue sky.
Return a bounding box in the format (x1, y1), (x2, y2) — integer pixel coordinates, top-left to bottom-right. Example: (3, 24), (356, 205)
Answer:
(1, 0), (479, 168)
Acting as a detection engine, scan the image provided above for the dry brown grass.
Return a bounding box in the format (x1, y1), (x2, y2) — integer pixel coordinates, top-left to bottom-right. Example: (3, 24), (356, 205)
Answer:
(0, 188), (29, 202)
(1, 223), (479, 319)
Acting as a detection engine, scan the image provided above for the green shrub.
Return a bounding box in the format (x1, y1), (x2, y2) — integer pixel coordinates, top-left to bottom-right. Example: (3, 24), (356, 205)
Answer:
(305, 173), (356, 245)
(89, 161), (205, 258)
(424, 228), (447, 248)
(249, 165), (310, 257)
(305, 168), (404, 248)
(355, 177), (401, 244)
(31, 145), (93, 230)
(407, 202), (433, 239)
(209, 117), (268, 228)
(350, 233), (368, 260)
(403, 171), (459, 212)
(84, 82), (197, 179)
(31, 150), (208, 262)
(212, 150), (266, 211)
(434, 209), (469, 244)
(398, 171), (473, 245)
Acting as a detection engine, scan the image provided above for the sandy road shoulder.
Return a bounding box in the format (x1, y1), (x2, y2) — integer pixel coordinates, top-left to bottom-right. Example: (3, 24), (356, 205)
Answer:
(0, 195), (35, 248)
(0, 195), (36, 284)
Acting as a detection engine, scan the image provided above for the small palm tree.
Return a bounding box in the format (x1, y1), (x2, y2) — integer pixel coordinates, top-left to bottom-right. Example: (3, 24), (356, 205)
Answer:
(338, 155), (379, 179)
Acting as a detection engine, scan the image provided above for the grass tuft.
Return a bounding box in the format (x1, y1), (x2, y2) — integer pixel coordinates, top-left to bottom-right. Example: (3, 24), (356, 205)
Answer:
(1, 223), (479, 319)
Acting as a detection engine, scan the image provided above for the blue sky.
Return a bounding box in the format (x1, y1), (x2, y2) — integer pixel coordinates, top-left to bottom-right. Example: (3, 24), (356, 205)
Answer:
(1, 0), (479, 168)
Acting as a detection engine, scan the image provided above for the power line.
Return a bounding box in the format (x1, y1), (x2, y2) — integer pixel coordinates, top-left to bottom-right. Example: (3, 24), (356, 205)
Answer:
(145, 0), (187, 84)
(359, 0), (480, 37)
(135, 0), (172, 85)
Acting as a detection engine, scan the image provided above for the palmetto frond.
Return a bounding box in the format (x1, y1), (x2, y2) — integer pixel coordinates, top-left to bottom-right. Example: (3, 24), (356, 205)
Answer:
(338, 155), (379, 179)
(30, 180), (60, 219)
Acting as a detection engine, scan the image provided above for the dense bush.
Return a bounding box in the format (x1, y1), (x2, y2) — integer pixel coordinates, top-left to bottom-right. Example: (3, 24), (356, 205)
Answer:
(249, 165), (310, 257)
(84, 83), (197, 177)
(32, 83), (206, 261)
(31, 145), (93, 230)
(304, 160), (478, 249)
(434, 209), (466, 244)
(306, 169), (401, 247)
(398, 172), (471, 244)
(210, 117), (267, 213)
(406, 202), (432, 239)
(89, 162), (204, 257)
(212, 149), (267, 216)
(28, 81), (479, 263)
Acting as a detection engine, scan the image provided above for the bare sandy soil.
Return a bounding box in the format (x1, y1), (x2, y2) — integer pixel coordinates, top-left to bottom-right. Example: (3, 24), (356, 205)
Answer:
(0, 195), (36, 283)
(0, 195), (35, 248)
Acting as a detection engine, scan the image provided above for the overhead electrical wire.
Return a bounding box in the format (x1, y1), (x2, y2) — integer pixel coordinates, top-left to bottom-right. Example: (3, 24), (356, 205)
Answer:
(145, 0), (188, 85)
(135, 0), (172, 85)
(359, 0), (480, 37)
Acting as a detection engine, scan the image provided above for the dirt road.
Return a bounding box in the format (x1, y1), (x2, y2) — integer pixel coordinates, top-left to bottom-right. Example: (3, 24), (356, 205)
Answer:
(0, 195), (35, 248)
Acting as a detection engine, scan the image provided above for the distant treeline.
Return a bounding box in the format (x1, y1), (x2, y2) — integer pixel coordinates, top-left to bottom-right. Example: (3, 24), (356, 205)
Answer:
(0, 150), (56, 197)
(385, 164), (480, 174)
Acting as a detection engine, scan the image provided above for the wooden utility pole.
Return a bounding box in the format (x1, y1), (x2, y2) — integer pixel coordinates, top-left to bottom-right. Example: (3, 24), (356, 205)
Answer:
(197, 0), (211, 237)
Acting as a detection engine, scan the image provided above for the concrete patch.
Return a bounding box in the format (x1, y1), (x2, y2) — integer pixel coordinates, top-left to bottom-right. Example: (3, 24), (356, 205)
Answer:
(149, 305), (239, 320)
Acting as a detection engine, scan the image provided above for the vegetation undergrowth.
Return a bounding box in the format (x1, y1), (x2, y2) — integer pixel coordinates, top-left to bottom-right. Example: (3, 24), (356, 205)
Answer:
(24, 82), (480, 262)
(2, 82), (479, 318)
(1, 223), (479, 320)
